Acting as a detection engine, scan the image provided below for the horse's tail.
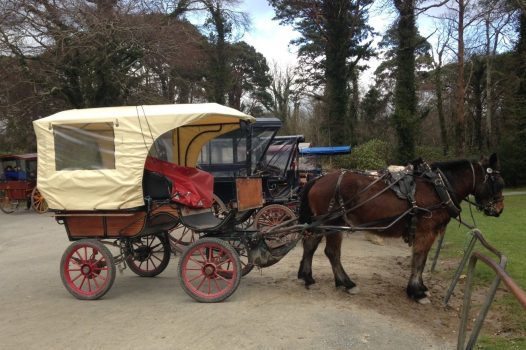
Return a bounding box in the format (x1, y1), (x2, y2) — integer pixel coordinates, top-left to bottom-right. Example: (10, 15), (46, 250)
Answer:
(298, 178), (317, 224)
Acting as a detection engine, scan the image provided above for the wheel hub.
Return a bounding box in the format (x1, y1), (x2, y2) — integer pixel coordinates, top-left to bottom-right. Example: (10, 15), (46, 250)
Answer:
(81, 264), (92, 276)
(203, 263), (216, 277)
(134, 246), (151, 262)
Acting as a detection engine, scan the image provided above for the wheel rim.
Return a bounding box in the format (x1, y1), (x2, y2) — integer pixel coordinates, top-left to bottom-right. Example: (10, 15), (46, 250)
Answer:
(181, 242), (238, 300)
(31, 188), (48, 213)
(169, 225), (199, 253)
(128, 235), (167, 273)
(63, 243), (111, 297)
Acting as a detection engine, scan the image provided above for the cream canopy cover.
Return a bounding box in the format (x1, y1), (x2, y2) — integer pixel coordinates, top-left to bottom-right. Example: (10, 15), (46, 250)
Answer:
(33, 103), (255, 210)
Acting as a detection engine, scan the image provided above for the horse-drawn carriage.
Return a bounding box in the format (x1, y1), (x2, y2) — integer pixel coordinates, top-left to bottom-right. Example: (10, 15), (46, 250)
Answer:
(166, 118), (302, 274)
(0, 153), (48, 214)
(34, 103), (505, 304)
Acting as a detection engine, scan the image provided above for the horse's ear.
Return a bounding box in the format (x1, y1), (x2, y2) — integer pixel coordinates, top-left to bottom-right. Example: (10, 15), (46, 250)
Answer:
(489, 153), (500, 170)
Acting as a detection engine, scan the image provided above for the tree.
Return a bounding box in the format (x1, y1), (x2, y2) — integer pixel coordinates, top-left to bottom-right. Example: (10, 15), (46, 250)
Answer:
(270, 0), (374, 146)
(0, 0), (145, 108)
(227, 41), (272, 112)
(376, 7), (432, 162)
(262, 63), (305, 133)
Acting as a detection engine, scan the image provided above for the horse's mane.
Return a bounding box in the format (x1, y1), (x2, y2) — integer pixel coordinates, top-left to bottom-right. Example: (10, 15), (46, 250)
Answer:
(430, 159), (471, 171)
(430, 159), (472, 186)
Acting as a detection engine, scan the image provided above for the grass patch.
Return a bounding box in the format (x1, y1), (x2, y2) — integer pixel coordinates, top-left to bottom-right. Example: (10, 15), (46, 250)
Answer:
(436, 194), (526, 349)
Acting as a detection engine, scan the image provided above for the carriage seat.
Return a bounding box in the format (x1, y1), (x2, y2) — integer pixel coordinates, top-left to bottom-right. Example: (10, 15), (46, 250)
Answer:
(178, 207), (236, 232)
(144, 156), (214, 208)
(143, 170), (172, 200)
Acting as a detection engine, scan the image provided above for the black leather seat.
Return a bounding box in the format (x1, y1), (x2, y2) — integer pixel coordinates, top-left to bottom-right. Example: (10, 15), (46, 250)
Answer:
(143, 170), (172, 200)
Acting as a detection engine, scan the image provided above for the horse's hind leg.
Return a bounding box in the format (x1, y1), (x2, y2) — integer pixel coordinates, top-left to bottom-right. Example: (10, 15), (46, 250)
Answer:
(325, 233), (358, 294)
(298, 235), (323, 287)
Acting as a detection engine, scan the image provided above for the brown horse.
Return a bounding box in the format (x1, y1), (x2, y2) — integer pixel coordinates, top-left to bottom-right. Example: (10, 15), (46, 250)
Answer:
(297, 154), (505, 304)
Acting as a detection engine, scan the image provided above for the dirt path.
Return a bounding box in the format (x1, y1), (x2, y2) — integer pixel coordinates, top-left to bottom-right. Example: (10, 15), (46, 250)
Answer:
(0, 212), (459, 349)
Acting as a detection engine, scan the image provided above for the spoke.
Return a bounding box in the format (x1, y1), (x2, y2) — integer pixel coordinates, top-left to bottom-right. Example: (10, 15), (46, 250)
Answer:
(87, 277), (92, 293)
(151, 254), (163, 263)
(188, 257), (205, 266)
(196, 275), (207, 290)
(215, 273), (233, 286)
(147, 236), (153, 248)
(149, 257), (157, 270)
(95, 267), (109, 272)
(187, 272), (205, 283)
(71, 272), (83, 283)
(216, 257), (234, 268)
(75, 251), (84, 263)
(79, 276), (87, 290)
(92, 275), (100, 289)
(213, 278), (222, 292)
(197, 247), (207, 262)
(208, 278), (211, 294)
(150, 242), (163, 251)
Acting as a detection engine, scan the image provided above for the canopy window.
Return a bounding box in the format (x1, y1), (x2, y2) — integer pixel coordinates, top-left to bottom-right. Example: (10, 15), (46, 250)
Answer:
(54, 123), (115, 171)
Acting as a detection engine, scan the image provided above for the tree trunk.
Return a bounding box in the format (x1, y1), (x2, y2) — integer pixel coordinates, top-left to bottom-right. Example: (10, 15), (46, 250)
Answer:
(393, 0), (417, 163)
(323, 0), (351, 146)
(455, 0), (466, 155)
(434, 64), (448, 155)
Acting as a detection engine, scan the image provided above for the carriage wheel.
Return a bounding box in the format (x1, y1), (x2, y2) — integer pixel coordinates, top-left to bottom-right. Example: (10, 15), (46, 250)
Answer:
(169, 225), (199, 253)
(31, 187), (49, 214)
(255, 204), (296, 231)
(178, 238), (241, 303)
(255, 204), (297, 249)
(223, 239), (254, 276)
(60, 239), (116, 300)
(0, 191), (16, 214)
(125, 233), (171, 277)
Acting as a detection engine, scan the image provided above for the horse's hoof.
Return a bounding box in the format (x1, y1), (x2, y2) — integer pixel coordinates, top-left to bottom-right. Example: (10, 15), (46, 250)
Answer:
(417, 297), (431, 305)
(346, 286), (360, 295)
(424, 290), (431, 297)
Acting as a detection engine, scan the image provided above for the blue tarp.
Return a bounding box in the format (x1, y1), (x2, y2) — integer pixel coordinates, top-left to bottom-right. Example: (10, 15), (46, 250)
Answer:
(299, 146), (351, 156)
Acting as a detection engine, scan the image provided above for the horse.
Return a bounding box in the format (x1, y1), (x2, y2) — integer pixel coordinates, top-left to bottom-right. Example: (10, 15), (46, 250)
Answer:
(297, 154), (505, 304)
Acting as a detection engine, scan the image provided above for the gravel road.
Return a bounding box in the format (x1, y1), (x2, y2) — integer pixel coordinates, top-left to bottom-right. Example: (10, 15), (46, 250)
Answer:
(0, 211), (456, 350)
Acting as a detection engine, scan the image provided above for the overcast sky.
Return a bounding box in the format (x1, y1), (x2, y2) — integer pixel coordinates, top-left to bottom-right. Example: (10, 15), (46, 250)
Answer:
(238, 1), (435, 88)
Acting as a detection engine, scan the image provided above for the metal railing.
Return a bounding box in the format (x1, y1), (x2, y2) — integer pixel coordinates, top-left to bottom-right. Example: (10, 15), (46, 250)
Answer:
(433, 220), (526, 349)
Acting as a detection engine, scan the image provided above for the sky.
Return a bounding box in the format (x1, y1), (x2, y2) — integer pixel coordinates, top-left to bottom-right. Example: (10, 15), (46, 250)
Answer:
(240, 0), (442, 88)
(238, 0), (397, 88)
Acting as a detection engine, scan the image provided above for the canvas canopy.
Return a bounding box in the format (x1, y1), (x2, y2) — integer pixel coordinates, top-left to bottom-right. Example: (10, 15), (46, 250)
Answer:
(33, 103), (255, 210)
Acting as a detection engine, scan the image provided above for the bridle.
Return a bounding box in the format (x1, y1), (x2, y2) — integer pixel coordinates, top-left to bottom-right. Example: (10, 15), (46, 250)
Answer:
(465, 161), (504, 214)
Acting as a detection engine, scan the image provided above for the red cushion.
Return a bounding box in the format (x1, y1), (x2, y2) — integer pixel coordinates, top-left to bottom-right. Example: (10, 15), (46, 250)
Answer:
(144, 157), (213, 208)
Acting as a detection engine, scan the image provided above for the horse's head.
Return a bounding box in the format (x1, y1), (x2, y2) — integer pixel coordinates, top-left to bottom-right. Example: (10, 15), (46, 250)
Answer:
(474, 153), (505, 217)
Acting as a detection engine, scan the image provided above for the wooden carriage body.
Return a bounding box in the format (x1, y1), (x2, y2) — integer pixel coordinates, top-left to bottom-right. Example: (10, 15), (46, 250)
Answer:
(0, 153), (38, 201)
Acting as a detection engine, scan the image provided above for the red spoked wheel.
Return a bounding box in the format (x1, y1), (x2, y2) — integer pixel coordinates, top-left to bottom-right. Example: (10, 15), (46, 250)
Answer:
(255, 204), (296, 231)
(178, 238), (241, 303)
(125, 233), (171, 277)
(60, 240), (116, 300)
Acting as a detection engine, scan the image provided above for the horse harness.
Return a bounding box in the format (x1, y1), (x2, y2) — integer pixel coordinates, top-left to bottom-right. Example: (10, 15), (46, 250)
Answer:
(321, 160), (463, 246)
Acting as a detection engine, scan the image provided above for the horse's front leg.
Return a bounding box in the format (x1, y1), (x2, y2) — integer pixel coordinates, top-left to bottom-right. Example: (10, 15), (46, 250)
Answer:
(325, 232), (359, 294)
(298, 235), (322, 287)
(406, 229), (438, 304)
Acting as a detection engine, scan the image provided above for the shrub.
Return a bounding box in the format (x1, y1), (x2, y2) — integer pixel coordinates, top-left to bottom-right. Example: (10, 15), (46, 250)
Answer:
(332, 139), (391, 170)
